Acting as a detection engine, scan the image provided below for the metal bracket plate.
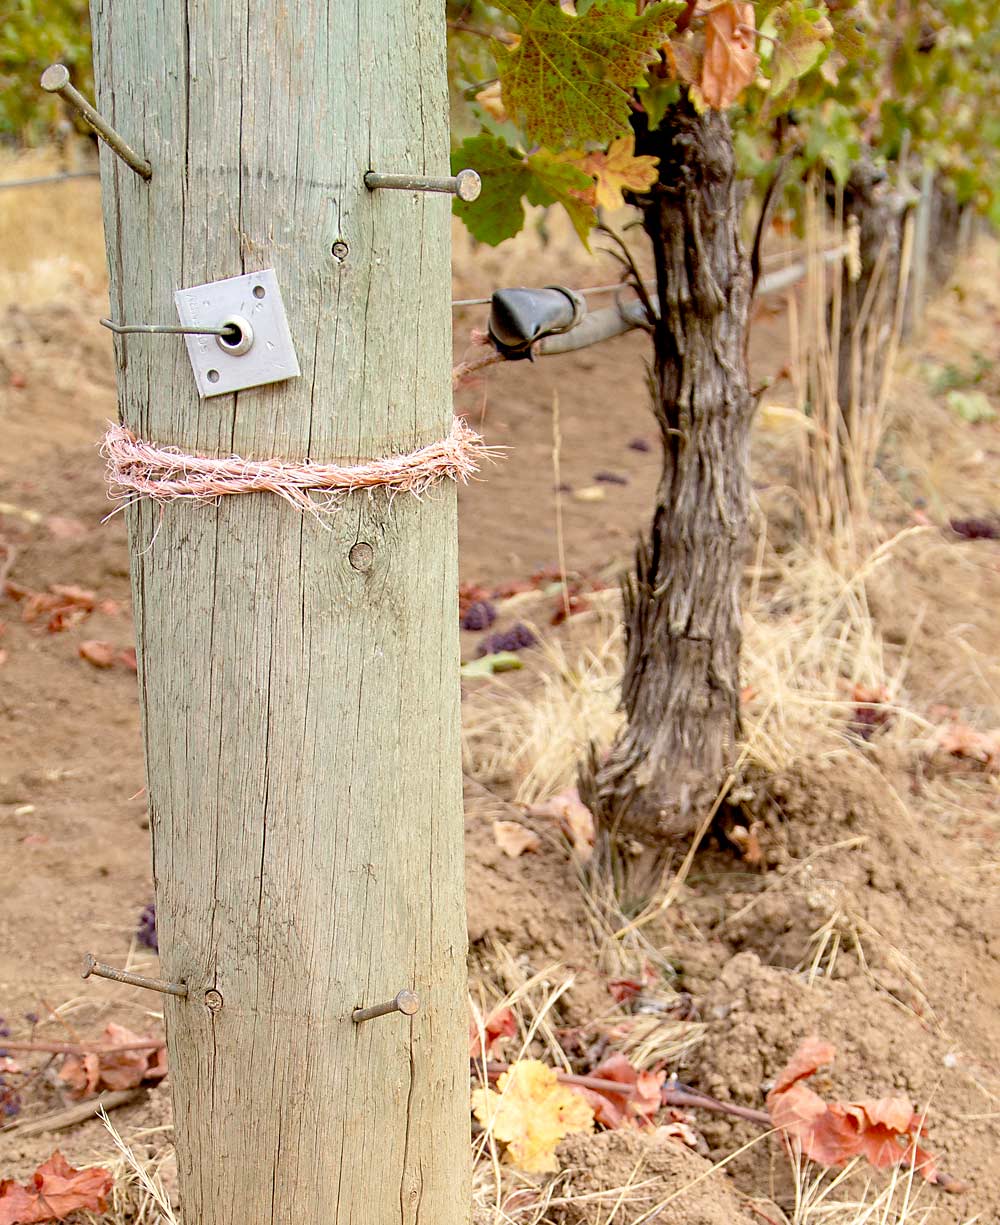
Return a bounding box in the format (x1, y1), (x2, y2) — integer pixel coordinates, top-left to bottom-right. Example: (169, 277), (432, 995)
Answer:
(174, 269), (300, 399)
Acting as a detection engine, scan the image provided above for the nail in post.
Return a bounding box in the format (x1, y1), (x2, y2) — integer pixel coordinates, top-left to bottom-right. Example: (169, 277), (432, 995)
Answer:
(82, 952), (188, 998)
(352, 989), (420, 1024)
(41, 65), (152, 181)
(364, 169), (481, 203)
(100, 317), (234, 338)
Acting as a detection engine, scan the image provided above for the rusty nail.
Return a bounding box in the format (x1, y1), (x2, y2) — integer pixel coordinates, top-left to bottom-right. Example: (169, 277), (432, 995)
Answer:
(41, 65), (152, 180)
(352, 989), (420, 1024)
(81, 952), (188, 998)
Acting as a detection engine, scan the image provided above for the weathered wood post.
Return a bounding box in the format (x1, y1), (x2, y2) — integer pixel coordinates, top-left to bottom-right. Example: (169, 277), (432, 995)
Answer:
(85, 2), (469, 1221)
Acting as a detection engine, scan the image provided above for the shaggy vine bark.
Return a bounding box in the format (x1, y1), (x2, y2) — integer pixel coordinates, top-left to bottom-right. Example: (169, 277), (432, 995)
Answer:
(581, 98), (753, 846)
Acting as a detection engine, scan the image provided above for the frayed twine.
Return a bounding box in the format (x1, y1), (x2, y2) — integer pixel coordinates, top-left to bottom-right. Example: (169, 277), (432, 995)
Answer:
(101, 417), (497, 522)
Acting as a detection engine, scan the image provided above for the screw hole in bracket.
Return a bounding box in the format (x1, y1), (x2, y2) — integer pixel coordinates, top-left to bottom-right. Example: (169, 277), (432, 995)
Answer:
(252, 284), (266, 299)
(207, 369), (221, 384)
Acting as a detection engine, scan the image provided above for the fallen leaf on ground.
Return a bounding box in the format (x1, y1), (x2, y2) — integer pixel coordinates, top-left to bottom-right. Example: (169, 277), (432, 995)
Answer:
(59, 1023), (167, 1099)
(45, 517), (88, 541)
(461, 652), (524, 678)
(0, 649), (6, 667)
(575, 1053), (665, 1129)
(936, 723), (1000, 769)
(607, 962), (658, 1004)
(573, 486), (606, 502)
(528, 788), (595, 861)
(118, 647), (138, 672)
(551, 593), (590, 625)
(78, 641), (115, 669)
(654, 1120), (703, 1151)
(701, 3), (758, 110)
(17, 585), (95, 634)
(472, 1060), (594, 1173)
(469, 1006), (517, 1060)
(493, 821), (541, 859)
(0, 1151), (113, 1224)
(767, 1038), (960, 1187)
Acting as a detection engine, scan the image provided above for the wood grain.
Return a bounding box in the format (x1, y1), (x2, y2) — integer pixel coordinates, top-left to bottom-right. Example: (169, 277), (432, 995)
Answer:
(88, 2), (469, 1221)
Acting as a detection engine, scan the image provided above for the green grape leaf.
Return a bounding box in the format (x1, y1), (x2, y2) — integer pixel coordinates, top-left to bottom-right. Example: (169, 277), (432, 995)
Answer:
(639, 78), (681, 131)
(494, 0), (684, 148)
(451, 133), (594, 247)
(524, 152), (595, 245)
(451, 134), (537, 245)
(461, 652), (525, 677)
(768, 1), (832, 98)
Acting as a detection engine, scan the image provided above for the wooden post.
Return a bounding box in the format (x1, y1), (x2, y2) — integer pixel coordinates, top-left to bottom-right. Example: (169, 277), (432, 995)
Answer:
(906, 161), (935, 335)
(87, 3), (469, 1222)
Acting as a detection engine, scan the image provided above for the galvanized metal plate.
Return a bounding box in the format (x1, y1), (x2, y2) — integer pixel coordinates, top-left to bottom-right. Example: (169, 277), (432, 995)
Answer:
(175, 269), (300, 399)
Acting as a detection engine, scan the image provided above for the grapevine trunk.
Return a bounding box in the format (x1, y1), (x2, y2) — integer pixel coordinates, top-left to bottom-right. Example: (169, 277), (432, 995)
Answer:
(581, 98), (753, 851)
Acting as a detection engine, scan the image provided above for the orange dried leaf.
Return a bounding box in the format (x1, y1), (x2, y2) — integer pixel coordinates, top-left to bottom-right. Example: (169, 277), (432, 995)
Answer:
(472, 1060), (594, 1172)
(469, 1005), (518, 1060)
(78, 641), (115, 669)
(0, 1152), (113, 1225)
(493, 821), (542, 859)
(58, 1023), (166, 1100)
(767, 1039), (952, 1186)
(701, 3), (758, 110)
(578, 1053), (664, 1130)
(937, 722), (1000, 767)
(528, 788), (595, 861)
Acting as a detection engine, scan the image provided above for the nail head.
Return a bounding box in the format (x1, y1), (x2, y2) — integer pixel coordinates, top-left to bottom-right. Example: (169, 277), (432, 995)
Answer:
(204, 989), (224, 1012)
(332, 240), (349, 261)
(41, 64), (71, 92)
(395, 989), (419, 1016)
(455, 169), (482, 203)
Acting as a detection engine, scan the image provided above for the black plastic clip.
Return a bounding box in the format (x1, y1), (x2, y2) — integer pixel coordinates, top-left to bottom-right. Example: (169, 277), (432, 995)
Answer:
(487, 286), (586, 360)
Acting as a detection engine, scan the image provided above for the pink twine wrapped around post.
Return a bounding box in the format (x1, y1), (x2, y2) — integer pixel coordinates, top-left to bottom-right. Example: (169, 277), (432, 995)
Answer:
(101, 417), (494, 520)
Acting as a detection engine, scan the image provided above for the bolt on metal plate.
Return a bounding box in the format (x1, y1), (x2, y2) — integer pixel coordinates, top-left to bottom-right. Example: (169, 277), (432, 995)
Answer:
(174, 269), (300, 399)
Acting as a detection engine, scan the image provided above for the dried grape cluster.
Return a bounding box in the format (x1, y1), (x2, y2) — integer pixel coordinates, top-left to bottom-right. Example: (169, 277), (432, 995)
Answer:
(476, 624), (538, 657)
(461, 600), (497, 631)
(137, 902), (158, 952)
(950, 517), (1000, 541)
(0, 1017), (20, 1119)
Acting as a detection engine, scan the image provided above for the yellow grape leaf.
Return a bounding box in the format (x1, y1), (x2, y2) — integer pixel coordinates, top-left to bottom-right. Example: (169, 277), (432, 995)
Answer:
(472, 1060), (594, 1172)
(701, 2), (759, 110)
(569, 135), (660, 212)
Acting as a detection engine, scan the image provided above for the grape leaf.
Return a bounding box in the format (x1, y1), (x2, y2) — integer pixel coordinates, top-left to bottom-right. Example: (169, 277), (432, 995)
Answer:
(565, 135), (660, 210)
(768, 1), (832, 98)
(701, 3), (759, 110)
(452, 133), (594, 246)
(471, 1060), (594, 1172)
(494, 0), (684, 148)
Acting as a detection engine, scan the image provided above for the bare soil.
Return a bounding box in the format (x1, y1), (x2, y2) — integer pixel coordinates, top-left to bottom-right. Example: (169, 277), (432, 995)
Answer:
(1, 155), (999, 1224)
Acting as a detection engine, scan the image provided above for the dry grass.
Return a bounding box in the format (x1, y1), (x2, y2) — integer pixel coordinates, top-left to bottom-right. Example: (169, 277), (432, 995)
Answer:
(462, 593), (625, 805)
(787, 1152), (982, 1225)
(788, 183), (915, 571)
(0, 143), (106, 308)
(94, 1111), (176, 1225)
